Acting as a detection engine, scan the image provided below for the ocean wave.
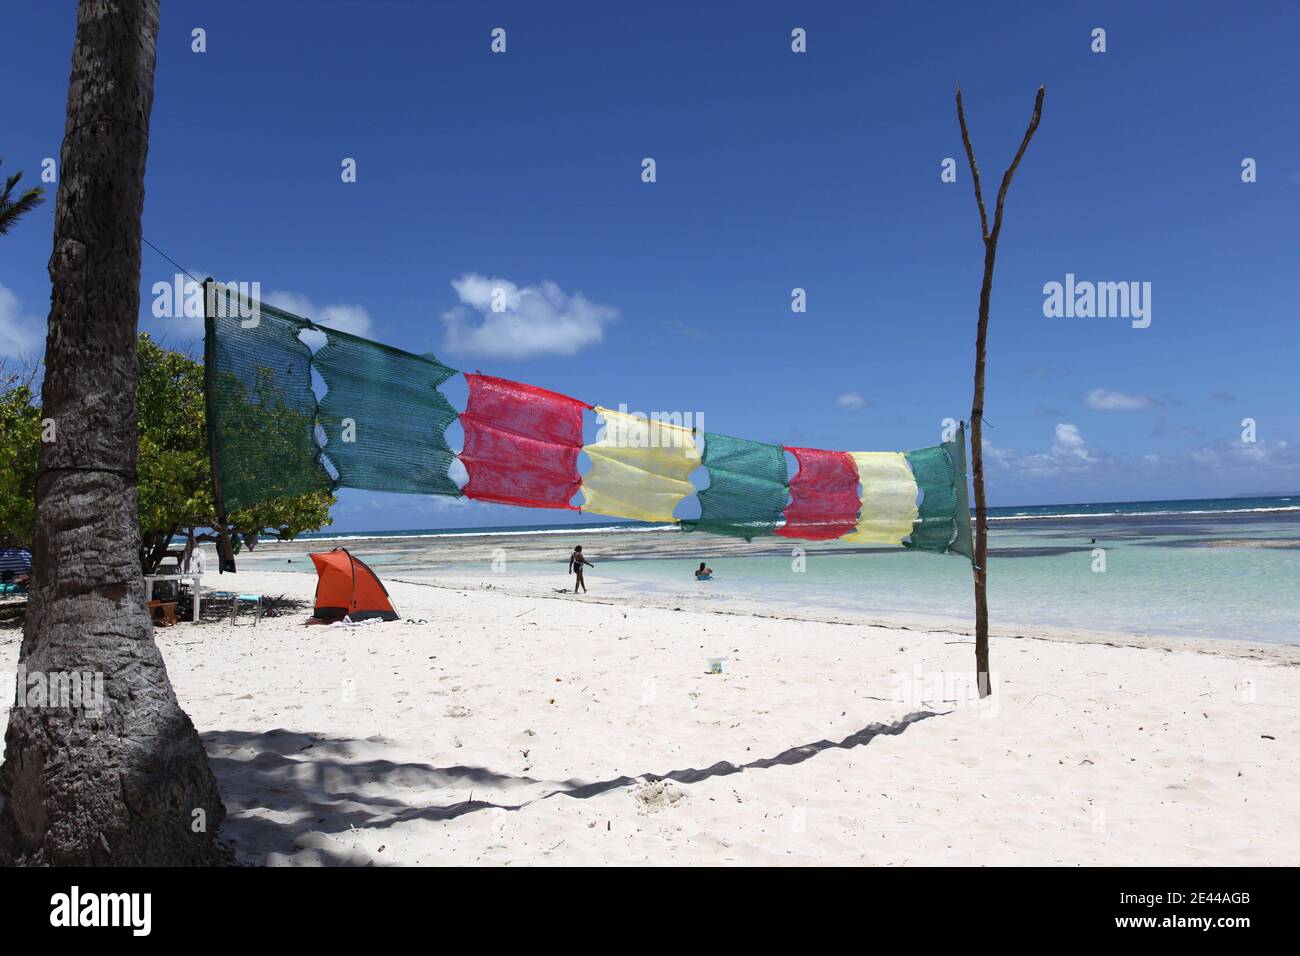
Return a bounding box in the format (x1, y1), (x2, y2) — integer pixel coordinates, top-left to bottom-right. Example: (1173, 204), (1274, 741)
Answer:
(283, 505), (1300, 545)
(989, 506), (1300, 521)
(295, 523), (680, 544)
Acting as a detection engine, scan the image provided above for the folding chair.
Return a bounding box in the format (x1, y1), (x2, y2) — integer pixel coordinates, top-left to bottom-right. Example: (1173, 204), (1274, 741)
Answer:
(230, 593), (263, 627)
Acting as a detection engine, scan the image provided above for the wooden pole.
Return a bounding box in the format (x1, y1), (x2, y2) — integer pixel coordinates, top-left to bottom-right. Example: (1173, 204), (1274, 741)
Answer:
(955, 84), (1045, 698)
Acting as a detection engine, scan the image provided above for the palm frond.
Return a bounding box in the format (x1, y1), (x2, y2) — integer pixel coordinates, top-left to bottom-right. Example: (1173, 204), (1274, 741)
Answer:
(0, 156), (46, 236)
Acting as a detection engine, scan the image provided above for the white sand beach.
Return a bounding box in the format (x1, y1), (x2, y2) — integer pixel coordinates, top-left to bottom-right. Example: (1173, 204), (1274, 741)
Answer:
(7, 558), (1294, 867)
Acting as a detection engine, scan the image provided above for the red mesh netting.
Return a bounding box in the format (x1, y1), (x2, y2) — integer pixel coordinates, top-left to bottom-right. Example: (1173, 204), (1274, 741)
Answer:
(460, 374), (589, 509)
(776, 446), (861, 540)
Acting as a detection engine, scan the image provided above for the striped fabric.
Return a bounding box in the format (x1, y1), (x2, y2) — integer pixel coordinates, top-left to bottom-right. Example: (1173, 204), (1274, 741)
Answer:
(580, 407), (700, 523)
(841, 452), (919, 544)
(0, 549), (32, 577)
(203, 296), (974, 560)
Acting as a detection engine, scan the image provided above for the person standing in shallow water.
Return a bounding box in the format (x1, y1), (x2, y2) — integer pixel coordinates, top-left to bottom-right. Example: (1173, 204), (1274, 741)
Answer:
(568, 545), (594, 593)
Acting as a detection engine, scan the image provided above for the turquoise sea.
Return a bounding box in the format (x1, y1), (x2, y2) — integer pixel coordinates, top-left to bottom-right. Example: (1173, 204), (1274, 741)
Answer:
(254, 496), (1300, 645)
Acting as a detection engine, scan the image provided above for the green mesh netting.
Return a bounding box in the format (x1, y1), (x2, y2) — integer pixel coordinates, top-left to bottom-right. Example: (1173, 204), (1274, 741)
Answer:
(205, 292), (462, 515)
(682, 432), (789, 541)
(946, 430), (974, 560)
(205, 301), (332, 513)
(903, 429), (973, 560)
(314, 330), (460, 498)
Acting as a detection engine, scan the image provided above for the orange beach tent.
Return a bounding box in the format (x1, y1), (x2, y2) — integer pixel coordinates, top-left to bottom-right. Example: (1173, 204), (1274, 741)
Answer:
(309, 548), (399, 622)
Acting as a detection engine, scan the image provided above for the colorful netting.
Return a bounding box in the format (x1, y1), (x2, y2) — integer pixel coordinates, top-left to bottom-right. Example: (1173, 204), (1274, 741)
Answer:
(205, 291), (464, 515)
(205, 285), (973, 561)
(903, 431), (973, 559)
(580, 407), (701, 522)
(777, 446), (860, 540)
(946, 431), (975, 560)
(205, 299), (332, 513)
(842, 452), (919, 545)
(682, 432), (789, 541)
(314, 329), (460, 498)
(460, 374), (588, 509)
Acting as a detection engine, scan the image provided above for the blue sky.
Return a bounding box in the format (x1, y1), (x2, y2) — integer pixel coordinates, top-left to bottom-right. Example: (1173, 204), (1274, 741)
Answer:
(3, 1), (1298, 532)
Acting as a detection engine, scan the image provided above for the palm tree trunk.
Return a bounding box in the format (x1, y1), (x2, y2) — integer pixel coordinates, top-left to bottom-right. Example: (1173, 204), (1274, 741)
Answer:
(955, 84), (1044, 699)
(0, 0), (228, 865)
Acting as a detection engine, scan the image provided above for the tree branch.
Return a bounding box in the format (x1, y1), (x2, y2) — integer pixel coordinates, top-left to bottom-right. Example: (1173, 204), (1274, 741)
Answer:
(988, 86), (1045, 246)
(955, 84), (989, 241)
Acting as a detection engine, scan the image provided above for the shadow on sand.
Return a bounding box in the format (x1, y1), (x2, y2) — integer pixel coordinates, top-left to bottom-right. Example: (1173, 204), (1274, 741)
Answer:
(204, 710), (942, 864)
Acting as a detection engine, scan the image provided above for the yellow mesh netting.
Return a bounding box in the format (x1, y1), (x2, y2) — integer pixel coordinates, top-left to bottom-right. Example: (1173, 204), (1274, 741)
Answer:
(580, 407), (701, 523)
(842, 452), (919, 544)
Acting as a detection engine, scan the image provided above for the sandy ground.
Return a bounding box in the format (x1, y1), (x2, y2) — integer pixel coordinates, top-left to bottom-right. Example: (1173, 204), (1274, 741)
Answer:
(2, 566), (1297, 866)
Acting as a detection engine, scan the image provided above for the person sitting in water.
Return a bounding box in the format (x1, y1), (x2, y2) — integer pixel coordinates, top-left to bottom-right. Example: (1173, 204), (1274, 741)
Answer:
(694, 562), (713, 581)
(568, 545), (594, 594)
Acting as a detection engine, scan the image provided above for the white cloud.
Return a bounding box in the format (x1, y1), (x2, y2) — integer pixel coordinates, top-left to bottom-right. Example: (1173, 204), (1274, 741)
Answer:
(985, 424), (1299, 489)
(981, 438), (1012, 470)
(1085, 387), (1154, 411)
(835, 391), (869, 409)
(0, 284), (44, 358)
(1188, 437), (1297, 472)
(263, 291), (374, 338)
(449, 274), (522, 313)
(983, 422), (1103, 476)
(441, 273), (617, 359)
(1051, 423), (1094, 461)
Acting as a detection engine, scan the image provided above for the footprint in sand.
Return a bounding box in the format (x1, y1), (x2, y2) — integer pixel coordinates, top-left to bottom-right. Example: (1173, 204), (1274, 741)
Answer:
(632, 780), (688, 814)
(445, 704), (472, 718)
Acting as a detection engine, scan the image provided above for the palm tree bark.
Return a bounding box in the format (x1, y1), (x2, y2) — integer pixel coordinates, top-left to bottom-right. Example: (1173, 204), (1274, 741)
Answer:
(955, 84), (1044, 698)
(0, 0), (228, 864)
